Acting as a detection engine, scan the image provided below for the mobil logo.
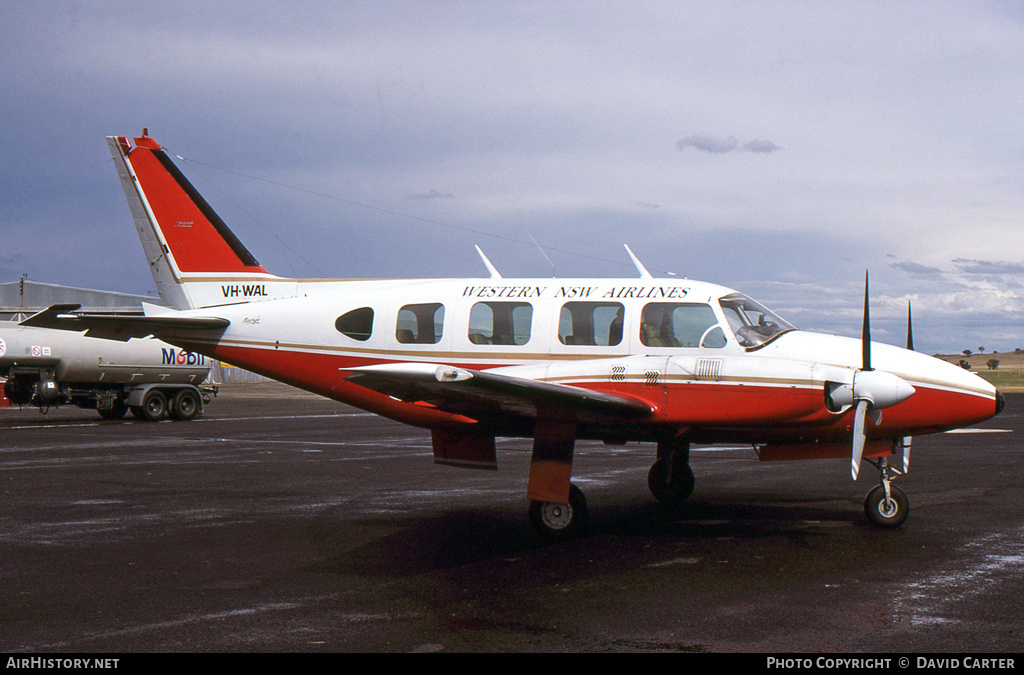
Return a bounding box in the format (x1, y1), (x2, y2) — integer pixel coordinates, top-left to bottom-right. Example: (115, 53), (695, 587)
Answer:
(161, 348), (206, 366)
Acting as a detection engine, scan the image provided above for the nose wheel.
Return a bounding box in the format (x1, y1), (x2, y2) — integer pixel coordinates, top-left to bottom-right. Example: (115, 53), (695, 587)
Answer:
(863, 457), (909, 528)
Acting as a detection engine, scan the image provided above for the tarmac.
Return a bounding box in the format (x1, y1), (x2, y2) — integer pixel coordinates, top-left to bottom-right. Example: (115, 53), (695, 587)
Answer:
(1, 383), (1021, 653)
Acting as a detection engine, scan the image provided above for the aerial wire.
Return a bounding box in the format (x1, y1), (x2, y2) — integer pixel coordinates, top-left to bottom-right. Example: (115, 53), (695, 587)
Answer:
(167, 149), (672, 277)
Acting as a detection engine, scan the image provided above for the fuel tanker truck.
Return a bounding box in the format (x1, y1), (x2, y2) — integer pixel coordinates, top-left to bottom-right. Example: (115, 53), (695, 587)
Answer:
(0, 323), (214, 421)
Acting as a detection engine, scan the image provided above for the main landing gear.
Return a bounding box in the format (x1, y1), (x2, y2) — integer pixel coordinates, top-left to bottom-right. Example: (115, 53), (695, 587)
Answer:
(863, 456), (909, 528)
(529, 484), (588, 541)
(648, 438), (695, 504)
(526, 436), (695, 541)
(525, 437), (910, 538)
(526, 436), (696, 540)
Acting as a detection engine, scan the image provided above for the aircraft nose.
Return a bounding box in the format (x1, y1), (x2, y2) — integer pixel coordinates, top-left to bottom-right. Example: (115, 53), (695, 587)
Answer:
(996, 389), (1005, 416)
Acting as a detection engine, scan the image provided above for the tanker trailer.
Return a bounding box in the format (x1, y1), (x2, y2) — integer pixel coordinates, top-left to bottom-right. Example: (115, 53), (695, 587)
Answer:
(0, 324), (214, 420)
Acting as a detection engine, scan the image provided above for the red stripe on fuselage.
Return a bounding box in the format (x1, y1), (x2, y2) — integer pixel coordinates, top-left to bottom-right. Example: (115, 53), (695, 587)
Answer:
(179, 341), (998, 444)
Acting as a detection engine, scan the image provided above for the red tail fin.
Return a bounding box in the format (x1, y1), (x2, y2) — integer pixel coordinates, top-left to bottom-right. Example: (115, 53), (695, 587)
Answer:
(116, 134), (269, 275)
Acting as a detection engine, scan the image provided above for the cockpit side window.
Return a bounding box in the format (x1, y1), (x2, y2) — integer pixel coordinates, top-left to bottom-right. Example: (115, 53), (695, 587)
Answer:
(468, 302), (533, 345)
(719, 293), (795, 348)
(639, 303), (726, 348)
(396, 303), (444, 344)
(335, 307), (374, 342)
(559, 302), (624, 346)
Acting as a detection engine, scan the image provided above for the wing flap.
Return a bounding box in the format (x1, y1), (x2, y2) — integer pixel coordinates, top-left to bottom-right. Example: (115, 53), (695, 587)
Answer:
(20, 304), (230, 341)
(344, 363), (653, 424)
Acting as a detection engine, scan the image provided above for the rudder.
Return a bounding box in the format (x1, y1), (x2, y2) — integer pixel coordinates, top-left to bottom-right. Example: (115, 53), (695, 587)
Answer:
(108, 133), (294, 309)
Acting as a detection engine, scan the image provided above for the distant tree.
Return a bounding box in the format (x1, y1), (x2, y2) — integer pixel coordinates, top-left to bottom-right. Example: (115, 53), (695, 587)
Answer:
(987, 359), (1000, 370)
(959, 359), (972, 370)
(962, 349), (973, 357)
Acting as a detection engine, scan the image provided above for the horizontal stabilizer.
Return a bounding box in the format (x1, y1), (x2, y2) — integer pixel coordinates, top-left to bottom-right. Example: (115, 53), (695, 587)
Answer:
(20, 304), (230, 341)
(344, 362), (652, 425)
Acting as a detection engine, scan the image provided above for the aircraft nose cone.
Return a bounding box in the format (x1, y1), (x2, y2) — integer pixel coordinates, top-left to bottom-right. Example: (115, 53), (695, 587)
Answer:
(996, 389), (1005, 416)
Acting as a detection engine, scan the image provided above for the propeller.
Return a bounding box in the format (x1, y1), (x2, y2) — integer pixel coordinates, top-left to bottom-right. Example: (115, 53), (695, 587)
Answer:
(902, 300), (914, 472)
(906, 300), (914, 352)
(826, 272), (916, 480)
(851, 271), (872, 480)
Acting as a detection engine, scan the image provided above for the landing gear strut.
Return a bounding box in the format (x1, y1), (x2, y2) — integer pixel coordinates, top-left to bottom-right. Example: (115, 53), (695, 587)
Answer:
(648, 438), (695, 504)
(863, 456), (909, 528)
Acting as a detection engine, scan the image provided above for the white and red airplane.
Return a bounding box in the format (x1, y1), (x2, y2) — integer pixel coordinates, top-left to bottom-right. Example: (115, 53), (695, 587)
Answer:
(26, 132), (1004, 538)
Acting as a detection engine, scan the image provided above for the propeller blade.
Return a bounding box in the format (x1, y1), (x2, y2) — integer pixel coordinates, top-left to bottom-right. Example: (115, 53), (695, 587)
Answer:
(851, 399), (869, 480)
(861, 271), (872, 371)
(906, 301), (914, 351)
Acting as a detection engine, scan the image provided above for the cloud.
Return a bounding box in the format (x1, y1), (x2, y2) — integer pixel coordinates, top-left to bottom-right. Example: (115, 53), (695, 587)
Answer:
(676, 133), (738, 154)
(952, 258), (1024, 275)
(890, 261), (945, 275)
(406, 189), (455, 200)
(742, 139), (783, 154)
(676, 133), (783, 154)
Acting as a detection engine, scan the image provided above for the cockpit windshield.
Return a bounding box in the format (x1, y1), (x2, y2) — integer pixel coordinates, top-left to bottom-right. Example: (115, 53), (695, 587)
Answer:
(718, 293), (796, 349)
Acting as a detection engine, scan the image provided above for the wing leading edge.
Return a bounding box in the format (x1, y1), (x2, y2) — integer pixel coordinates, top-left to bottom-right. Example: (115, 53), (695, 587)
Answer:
(344, 362), (654, 426)
(20, 304), (230, 341)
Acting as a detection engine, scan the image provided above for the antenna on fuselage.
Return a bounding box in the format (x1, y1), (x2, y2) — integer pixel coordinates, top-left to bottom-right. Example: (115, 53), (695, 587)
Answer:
(528, 232), (556, 277)
(624, 244), (653, 279)
(475, 245), (502, 279)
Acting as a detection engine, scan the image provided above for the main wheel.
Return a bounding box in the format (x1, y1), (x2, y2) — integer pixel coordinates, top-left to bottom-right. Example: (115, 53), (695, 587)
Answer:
(529, 484), (588, 540)
(170, 389), (200, 421)
(647, 458), (696, 503)
(864, 484), (909, 528)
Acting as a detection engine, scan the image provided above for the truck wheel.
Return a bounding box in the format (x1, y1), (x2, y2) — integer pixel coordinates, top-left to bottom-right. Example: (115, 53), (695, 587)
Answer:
(171, 389), (200, 421)
(98, 401), (128, 420)
(134, 390), (168, 421)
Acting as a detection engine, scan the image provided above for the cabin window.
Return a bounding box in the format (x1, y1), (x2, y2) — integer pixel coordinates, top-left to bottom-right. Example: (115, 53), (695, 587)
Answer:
(639, 302), (727, 348)
(396, 303), (445, 344)
(559, 302), (625, 346)
(468, 302), (533, 345)
(335, 307), (374, 341)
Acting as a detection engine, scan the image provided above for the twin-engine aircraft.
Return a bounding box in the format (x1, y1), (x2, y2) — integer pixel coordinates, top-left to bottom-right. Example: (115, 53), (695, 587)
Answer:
(25, 133), (1004, 538)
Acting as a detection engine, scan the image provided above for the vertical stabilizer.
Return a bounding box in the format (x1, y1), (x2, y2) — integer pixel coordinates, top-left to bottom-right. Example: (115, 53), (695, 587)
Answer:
(107, 133), (296, 309)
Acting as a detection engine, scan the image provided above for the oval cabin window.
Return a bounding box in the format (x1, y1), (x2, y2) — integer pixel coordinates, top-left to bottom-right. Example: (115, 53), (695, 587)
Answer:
(335, 307), (374, 341)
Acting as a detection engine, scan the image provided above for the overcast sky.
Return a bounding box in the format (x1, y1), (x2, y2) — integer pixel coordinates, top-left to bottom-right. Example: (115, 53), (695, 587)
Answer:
(2, 1), (1023, 354)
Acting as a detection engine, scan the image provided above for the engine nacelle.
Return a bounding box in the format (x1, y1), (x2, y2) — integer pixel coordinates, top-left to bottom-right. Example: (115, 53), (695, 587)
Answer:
(826, 370), (915, 412)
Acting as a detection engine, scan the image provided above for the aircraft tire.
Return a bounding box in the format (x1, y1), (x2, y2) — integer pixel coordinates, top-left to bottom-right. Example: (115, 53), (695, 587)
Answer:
(529, 484), (588, 541)
(647, 458), (695, 504)
(170, 389), (200, 421)
(864, 484), (909, 528)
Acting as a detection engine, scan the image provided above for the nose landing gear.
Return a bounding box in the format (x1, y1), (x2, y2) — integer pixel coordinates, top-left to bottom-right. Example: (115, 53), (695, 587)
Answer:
(863, 456), (909, 528)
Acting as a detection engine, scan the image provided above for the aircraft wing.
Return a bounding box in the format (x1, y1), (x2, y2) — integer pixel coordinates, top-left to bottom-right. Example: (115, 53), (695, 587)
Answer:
(344, 362), (653, 425)
(20, 304), (230, 341)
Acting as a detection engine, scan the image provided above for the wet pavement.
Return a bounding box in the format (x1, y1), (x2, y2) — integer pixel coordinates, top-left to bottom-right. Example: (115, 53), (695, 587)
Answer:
(1, 384), (1021, 653)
